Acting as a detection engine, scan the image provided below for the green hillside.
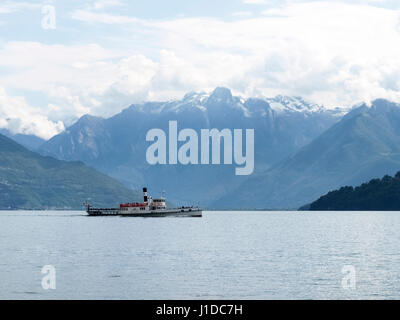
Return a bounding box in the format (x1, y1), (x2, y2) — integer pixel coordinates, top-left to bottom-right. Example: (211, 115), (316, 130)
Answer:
(305, 171), (400, 211)
(0, 133), (140, 209)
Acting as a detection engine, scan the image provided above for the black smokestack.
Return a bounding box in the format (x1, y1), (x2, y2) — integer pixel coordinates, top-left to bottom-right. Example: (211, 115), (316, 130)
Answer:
(143, 187), (148, 203)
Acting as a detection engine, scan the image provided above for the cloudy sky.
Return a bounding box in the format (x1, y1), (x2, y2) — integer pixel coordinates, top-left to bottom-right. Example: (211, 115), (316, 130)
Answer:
(0, 0), (400, 139)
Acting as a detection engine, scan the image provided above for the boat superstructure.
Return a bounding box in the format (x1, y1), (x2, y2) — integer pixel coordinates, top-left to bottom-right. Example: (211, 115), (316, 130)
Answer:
(85, 188), (202, 217)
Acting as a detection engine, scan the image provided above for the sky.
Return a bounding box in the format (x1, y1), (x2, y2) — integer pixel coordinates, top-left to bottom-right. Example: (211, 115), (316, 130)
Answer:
(0, 0), (400, 139)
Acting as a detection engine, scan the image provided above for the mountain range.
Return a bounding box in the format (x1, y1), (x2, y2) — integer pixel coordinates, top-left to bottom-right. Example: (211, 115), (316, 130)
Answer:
(216, 99), (400, 209)
(38, 87), (345, 205)
(0, 133), (140, 209)
(3, 88), (399, 210)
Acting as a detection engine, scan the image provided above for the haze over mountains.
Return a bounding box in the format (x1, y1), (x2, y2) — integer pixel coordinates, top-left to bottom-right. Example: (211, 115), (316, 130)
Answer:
(38, 87), (344, 205)
(0, 128), (45, 151)
(0, 133), (140, 209)
(4, 87), (400, 209)
(217, 99), (400, 209)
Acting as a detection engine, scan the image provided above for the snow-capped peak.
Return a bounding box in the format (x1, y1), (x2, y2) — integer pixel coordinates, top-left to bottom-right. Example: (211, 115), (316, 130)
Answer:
(264, 95), (350, 117)
(265, 95), (323, 114)
(130, 88), (350, 118)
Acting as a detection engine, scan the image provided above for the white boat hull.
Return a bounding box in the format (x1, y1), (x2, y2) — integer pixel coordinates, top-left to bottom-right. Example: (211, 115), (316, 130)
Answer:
(87, 207), (202, 217)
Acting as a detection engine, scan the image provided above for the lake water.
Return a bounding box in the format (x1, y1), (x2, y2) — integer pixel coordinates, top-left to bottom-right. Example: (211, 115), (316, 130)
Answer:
(1, 210), (400, 299)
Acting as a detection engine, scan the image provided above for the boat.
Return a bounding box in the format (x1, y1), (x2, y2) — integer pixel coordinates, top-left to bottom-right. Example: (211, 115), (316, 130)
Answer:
(84, 188), (202, 217)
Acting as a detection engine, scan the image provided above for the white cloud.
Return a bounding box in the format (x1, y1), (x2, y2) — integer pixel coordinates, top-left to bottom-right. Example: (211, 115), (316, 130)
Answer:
(0, 86), (64, 139)
(0, 1), (40, 14)
(243, 0), (268, 4)
(232, 11), (253, 17)
(2, 1), (400, 138)
(0, 42), (124, 124)
(71, 9), (138, 24)
(92, 0), (124, 10)
(147, 2), (400, 105)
